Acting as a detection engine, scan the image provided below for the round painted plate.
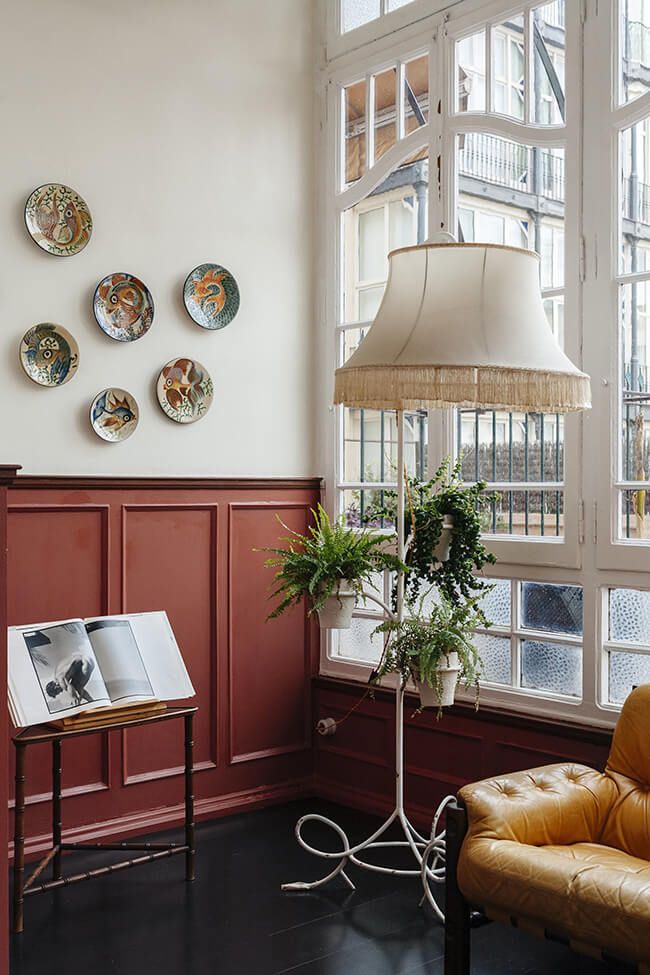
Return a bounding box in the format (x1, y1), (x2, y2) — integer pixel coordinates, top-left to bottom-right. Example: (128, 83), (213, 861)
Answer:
(90, 388), (139, 442)
(24, 183), (92, 257)
(93, 272), (154, 342)
(20, 323), (79, 387)
(156, 357), (213, 424)
(183, 263), (240, 330)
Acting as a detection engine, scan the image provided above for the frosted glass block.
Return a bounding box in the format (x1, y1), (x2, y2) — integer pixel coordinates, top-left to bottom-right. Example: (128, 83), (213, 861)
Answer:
(478, 579), (511, 627)
(334, 615), (385, 663)
(609, 588), (650, 645)
(609, 651), (650, 704)
(521, 582), (583, 635)
(342, 0), (380, 32)
(521, 640), (581, 697)
(475, 634), (511, 685)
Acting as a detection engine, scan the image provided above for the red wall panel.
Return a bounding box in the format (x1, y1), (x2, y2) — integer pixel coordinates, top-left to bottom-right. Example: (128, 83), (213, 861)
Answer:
(6, 477), (321, 859)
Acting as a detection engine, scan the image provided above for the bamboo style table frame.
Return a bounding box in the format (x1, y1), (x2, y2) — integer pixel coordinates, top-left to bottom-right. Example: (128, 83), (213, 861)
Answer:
(12, 705), (197, 935)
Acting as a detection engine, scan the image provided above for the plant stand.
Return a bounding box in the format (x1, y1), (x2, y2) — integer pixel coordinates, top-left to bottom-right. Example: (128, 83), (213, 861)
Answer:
(281, 412), (452, 922)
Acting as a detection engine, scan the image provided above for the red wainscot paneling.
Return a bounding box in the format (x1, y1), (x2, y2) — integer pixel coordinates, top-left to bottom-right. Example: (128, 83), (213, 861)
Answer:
(6, 477), (321, 860)
(313, 677), (612, 832)
(0, 466), (21, 973)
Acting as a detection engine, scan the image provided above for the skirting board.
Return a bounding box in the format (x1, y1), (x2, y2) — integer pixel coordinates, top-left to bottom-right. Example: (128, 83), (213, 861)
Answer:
(10, 776), (315, 863)
(313, 774), (438, 835)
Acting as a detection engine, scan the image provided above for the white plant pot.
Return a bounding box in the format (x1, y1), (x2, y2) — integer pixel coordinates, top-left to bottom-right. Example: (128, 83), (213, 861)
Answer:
(416, 652), (460, 709)
(432, 516), (454, 563)
(316, 585), (356, 629)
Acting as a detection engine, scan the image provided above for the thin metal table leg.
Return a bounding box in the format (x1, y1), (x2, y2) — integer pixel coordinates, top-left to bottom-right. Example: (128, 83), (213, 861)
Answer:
(184, 712), (195, 881)
(52, 739), (62, 880)
(13, 743), (26, 934)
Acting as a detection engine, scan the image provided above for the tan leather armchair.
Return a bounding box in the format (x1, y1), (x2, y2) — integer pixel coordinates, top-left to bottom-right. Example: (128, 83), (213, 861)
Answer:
(444, 684), (650, 974)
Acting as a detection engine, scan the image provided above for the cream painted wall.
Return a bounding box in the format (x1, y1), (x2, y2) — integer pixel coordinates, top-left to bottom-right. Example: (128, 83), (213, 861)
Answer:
(1, 0), (316, 476)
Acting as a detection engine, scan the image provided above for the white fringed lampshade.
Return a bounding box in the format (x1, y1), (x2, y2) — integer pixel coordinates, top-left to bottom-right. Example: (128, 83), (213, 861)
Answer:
(334, 242), (591, 413)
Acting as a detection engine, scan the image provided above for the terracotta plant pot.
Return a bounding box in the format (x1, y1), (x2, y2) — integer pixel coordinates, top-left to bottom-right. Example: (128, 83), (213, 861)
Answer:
(416, 651), (460, 708)
(316, 584), (356, 629)
(432, 516), (454, 563)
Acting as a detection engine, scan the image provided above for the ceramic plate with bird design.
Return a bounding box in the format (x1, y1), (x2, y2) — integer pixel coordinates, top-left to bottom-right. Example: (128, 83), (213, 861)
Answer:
(24, 184), (92, 257)
(20, 323), (79, 387)
(183, 263), (240, 330)
(90, 388), (139, 442)
(156, 357), (213, 424)
(93, 272), (154, 342)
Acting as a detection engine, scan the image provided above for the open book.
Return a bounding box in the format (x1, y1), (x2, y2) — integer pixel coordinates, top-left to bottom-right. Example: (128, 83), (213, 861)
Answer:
(8, 611), (194, 728)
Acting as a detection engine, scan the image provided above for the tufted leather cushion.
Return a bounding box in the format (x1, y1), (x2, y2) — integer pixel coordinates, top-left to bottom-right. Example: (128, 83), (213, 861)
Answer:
(457, 685), (650, 966)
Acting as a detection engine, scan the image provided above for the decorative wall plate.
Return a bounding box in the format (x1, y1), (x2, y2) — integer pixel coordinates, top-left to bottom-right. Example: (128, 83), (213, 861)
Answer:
(93, 273), (154, 341)
(156, 357), (213, 423)
(24, 183), (92, 257)
(90, 388), (139, 442)
(183, 263), (240, 330)
(20, 323), (79, 387)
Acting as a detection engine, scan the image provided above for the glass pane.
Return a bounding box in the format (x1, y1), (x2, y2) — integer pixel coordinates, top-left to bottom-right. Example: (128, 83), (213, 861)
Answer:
(459, 135), (564, 202)
(342, 409), (427, 484)
(532, 2), (565, 125)
(374, 67), (397, 164)
(404, 54), (429, 133)
(475, 634), (512, 684)
(342, 488), (394, 528)
(521, 639), (581, 696)
(620, 0), (650, 104)
(620, 121), (650, 273)
(342, 325), (369, 362)
(358, 287), (384, 321)
(342, 0), (380, 33)
(476, 489), (564, 537)
(335, 616), (385, 663)
(388, 0), (415, 9)
(492, 17), (525, 120)
(540, 221), (564, 288)
(344, 79), (367, 187)
(359, 207), (386, 281)
(543, 294), (564, 347)
(609, 587), (650, 642)
(478, 579), (511, 626)
(608, 650), (650, 703)
(620, 281), (650, 503)
(619, 489), (650, 540)
(456, 31), (486, 113)
(521, 582), (583, 635)
(389, 197), (416, 250)
(459, 411), (564, 483)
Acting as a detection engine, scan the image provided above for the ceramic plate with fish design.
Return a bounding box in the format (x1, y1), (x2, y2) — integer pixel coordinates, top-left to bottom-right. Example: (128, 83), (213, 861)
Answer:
(156, 357), (213, 424)
(183, 263), (240, 330)
(24, 183), (92, 257)
(93, 272), (154, 342)
(90, 388), (139, 442)
(20, 323), (79, 387)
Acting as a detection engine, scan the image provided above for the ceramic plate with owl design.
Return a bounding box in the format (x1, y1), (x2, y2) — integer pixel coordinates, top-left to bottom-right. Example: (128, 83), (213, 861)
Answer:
(93, 272), (154, 342)
(156, 357), (213, 424)
(183, 263), (240, 330)
(24, 184), (92, 257)
(20, 323), (79, 387)
(90, 388), (139, 442)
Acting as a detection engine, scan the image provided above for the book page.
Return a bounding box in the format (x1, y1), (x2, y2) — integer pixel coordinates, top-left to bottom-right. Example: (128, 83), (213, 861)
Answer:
(85, 611), (194, 703)
(85, 619), (155, 706)
(8, 620), (111, 727)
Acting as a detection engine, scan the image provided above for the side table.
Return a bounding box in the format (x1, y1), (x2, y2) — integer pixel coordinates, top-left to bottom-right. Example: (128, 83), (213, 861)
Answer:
(12, 705), (197, 934)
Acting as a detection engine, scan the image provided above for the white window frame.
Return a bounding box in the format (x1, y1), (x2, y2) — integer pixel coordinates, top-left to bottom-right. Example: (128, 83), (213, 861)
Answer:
(316, 0), (650, 727)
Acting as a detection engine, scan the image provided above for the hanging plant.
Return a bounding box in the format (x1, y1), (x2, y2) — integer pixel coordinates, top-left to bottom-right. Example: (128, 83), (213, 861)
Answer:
(364, 456), (497, 613)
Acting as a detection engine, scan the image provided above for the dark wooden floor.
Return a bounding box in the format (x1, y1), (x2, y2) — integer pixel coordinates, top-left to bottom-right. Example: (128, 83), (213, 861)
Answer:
(10, 799), (619, 975)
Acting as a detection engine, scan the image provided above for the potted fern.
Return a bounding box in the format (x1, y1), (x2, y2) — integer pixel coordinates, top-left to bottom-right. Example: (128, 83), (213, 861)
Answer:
(263, 504), (405, 629)
(370, 594), (484, 714)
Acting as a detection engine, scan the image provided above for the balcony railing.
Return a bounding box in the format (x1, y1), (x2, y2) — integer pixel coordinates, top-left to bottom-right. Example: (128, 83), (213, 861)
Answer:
(458, 133), (565, 202)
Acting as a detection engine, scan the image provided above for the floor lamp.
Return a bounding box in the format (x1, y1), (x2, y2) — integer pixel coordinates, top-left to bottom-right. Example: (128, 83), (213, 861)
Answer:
(283, 241), (591, 916)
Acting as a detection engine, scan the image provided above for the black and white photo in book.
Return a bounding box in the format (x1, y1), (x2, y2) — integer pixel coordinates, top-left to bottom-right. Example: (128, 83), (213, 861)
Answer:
(85, 619), (153, 703)
(23, 621), (107, 715)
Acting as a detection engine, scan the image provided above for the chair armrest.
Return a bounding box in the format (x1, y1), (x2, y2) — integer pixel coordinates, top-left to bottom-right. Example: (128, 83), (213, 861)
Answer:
(459, 763), (616, 847)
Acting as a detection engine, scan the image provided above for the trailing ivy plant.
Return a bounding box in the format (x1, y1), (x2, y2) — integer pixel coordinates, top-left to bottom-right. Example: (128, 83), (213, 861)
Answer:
(370, 592), (485, 715)
(261, 503), (406, 619)
(364, 456), (497, 612)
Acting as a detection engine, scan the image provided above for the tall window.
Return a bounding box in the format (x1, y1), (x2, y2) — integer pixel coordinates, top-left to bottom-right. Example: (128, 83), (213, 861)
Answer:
(321, 0), (650, 724)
